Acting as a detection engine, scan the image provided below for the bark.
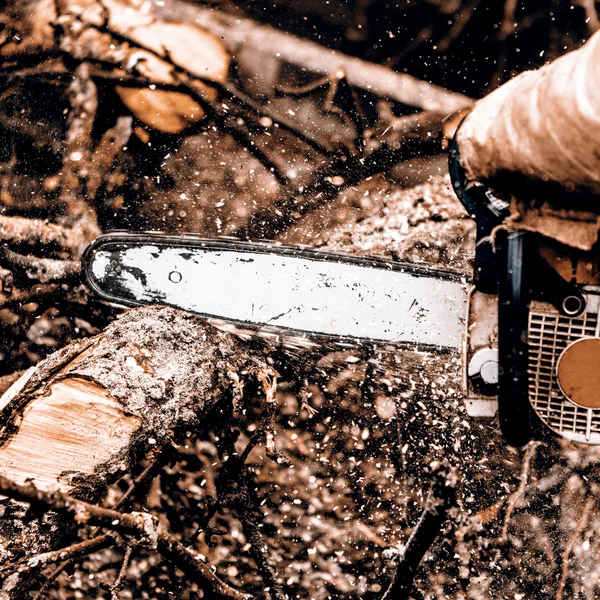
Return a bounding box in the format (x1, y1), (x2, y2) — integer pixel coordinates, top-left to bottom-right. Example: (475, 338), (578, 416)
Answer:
(456, 30), (600, 249)
(0, 306), (273, 575)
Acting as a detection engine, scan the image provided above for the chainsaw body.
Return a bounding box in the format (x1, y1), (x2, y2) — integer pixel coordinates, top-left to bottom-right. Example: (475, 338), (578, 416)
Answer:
(450, 142), (600, 445)
(83, 142), (600, 447)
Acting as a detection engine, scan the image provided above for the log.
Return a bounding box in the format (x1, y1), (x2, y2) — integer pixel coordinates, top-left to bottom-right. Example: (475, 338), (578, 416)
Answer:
(153, 1), (473, 114)
(0, 306), (274, 587)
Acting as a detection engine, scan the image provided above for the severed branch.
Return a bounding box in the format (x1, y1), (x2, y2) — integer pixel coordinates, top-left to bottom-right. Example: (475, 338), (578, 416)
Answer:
(0, 534), (114, 579)
(381, 465), (459, 600)
(0, 474), (252, 600)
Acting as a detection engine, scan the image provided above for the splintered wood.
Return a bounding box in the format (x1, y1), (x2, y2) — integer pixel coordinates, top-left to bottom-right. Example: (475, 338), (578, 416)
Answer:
(0, 377), (140, 491)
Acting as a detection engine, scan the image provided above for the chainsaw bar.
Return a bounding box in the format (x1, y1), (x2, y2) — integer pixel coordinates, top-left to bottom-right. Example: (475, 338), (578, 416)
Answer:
(83, 233), (469, 352)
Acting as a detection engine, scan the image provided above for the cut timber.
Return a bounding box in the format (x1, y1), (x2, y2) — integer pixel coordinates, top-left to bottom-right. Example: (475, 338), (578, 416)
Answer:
(153, 1), (473, 114)
(0, 378), (141, 491)
(0, 306), (273, 568)
(0, 306), (270, 495)
(2, 0), (230, 134)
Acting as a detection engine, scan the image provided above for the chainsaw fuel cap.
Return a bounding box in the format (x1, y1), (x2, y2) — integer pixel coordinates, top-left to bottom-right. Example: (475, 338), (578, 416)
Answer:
(557, 338), (600, 409)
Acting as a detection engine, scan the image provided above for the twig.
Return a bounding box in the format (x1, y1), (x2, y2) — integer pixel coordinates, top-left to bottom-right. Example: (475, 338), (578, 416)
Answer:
(80, 19), (333, 162)
(87, 116), (133, 201)
(32, 444), (167, 598)
(58, 62), (101, 246)
(0, 215), (82, 253)
(499, 0), (520, 42)
(0, 534), (114, 577)
(381, 465), (459, 600)
(112, 444), (167, 510)
(1, 248), (80, 283)
(257, 368), (283, 462)
(213, 451), (287, 600)
(243, 514), (287, 600)
(78, 62), (333, 156)
(556, 496), (593, 600)
(275, 74), (334, 97)
(0, 474), (251, 600)
(236, 115), (442, 240)
(275, 67), (365, 153)
(437, 0), (482, 52)
(110, 545), (133, 600)
(501, 441), (541, 543)
(33, 564), (72, 600)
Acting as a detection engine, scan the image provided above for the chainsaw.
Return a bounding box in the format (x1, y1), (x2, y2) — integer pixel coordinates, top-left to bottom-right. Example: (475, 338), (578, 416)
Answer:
(82, 141), (600, 448)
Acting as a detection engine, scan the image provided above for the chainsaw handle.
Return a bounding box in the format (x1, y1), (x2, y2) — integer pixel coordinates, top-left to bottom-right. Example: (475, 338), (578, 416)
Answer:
(448, 135), (510, 223)
(496, 229), (532, 447)
(451, 143), (532, 445)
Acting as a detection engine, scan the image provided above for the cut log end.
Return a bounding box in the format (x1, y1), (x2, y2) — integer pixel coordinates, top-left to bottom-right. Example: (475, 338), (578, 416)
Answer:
(0, 306), (273, 496)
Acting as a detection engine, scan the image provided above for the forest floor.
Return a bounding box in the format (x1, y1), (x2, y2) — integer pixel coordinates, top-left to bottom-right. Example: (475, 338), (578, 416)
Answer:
(3, 1), (600, 598)
(47, 174), (480, 600)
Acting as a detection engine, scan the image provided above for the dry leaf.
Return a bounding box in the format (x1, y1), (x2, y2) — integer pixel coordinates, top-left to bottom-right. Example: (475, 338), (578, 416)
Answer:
(117, 88), (207, 134)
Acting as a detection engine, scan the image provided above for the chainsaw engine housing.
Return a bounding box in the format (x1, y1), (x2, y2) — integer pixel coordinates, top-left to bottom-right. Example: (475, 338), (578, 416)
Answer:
(464, 288), (600, 444)
(450, 138), (600, 444)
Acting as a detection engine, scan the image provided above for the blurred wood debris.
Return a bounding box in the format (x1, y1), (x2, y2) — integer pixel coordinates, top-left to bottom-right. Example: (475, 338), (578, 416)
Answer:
(0, 0), (470, 373)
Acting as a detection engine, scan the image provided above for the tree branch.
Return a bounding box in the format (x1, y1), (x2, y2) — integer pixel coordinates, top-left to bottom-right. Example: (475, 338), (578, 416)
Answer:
(155, 3), (473, 113)
(382, 465), (459, 600)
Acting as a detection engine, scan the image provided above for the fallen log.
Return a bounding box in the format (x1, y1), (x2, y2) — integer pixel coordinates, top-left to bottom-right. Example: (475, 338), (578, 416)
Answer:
(0, 306), (275, 597)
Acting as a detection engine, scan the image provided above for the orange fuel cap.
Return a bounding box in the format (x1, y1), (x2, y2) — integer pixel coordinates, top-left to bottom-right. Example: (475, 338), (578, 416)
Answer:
(557, 338), (600, 409)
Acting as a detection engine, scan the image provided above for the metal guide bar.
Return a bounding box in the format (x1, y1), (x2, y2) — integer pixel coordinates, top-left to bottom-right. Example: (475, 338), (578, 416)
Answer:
(83, 233), (469, 353)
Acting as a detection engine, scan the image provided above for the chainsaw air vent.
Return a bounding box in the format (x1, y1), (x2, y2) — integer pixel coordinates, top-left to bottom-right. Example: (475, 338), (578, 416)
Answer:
(528, 294), (600, 443)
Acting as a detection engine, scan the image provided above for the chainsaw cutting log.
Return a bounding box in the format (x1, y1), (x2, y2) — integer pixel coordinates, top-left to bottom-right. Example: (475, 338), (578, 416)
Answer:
(456, 30), (600, 249)
(0, 306), (275, 595)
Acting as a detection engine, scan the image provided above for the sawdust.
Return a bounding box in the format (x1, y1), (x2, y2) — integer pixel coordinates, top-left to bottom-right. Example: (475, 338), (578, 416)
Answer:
(316, 175), (475, 273)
